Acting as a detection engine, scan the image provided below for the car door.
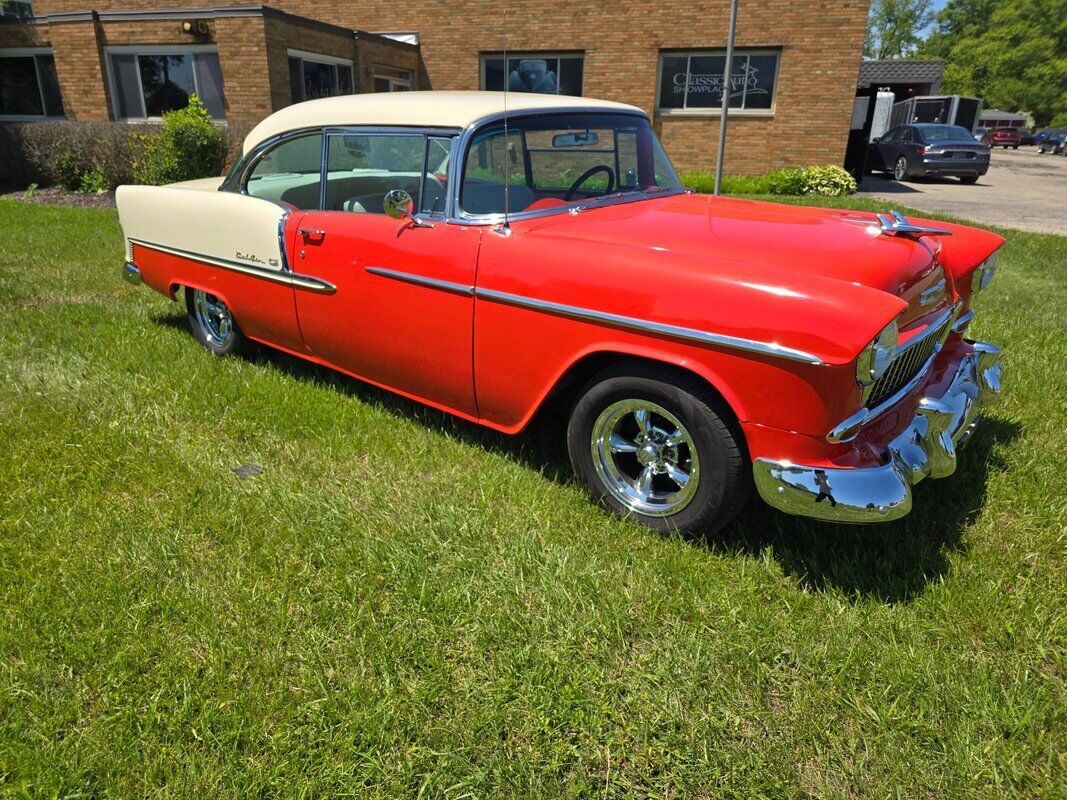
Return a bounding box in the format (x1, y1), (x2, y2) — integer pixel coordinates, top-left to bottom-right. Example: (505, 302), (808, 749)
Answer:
(873, 127), (900, 170)
(292, 131), (482, 416)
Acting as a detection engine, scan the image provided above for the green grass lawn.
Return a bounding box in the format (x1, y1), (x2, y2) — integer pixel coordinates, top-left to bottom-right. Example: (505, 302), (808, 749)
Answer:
(0, 196), (1064, 798)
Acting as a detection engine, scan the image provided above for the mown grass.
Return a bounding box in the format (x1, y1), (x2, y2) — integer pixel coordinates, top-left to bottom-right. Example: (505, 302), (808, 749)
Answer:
(0, 196), (1064, 798)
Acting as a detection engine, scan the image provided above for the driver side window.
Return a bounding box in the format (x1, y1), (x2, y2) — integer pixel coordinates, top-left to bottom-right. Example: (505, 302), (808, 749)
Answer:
(321, 133), (453, 216)
(324, 133), (424, 214)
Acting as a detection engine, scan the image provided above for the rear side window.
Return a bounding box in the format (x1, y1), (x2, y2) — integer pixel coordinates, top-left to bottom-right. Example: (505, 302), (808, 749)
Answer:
(245, 134), (323, 210)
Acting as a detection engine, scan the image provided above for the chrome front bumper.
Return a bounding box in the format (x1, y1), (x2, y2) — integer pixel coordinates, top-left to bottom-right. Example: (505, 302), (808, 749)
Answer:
(753, 341), (1003, 523)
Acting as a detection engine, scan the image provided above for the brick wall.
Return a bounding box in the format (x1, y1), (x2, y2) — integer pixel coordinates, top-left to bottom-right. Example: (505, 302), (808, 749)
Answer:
(6, 1), (870, 172)
(47, 20), (109, 121)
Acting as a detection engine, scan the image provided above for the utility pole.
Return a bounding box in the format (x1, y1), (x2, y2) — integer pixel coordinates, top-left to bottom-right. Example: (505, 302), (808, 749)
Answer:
(713, 0), (740, 196)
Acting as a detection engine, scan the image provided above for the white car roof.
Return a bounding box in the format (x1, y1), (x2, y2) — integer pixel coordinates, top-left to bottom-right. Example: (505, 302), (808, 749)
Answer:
(242, 91), (645, 155)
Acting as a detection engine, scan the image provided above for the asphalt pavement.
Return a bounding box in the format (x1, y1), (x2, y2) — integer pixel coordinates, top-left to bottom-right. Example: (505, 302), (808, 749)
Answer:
(858, 147), (1066, 236)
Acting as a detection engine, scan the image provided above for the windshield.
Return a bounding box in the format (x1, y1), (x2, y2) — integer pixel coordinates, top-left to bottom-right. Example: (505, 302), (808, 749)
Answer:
(460, 113), (682, 216)
(921, 125), (977, 141)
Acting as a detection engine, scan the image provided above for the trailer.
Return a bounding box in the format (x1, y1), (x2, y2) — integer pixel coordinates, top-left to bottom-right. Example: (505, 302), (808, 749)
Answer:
(889, 95), (984, 133)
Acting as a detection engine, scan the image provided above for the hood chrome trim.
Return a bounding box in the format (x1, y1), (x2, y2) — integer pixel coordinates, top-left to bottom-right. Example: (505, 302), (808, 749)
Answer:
(476, 287), (825, 365)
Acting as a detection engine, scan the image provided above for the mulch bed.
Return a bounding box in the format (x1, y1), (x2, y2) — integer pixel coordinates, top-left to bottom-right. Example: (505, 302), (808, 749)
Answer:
(1, 186), (116, 209)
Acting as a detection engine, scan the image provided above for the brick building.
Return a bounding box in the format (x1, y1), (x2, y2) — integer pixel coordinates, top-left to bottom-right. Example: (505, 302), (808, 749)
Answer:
(0, 1), (871, 174)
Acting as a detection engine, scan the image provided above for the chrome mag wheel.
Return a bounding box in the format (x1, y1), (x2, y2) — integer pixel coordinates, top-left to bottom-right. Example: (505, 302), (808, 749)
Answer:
(590, 399), (700, 517)
(192, 290), (234, 348)
(894, 157), (908, 180)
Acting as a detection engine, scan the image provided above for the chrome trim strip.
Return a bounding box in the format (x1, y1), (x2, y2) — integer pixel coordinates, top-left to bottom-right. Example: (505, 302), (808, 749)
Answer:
(127, 238), (336, 294)
(364, 266), (474, 297)
(475, 287), (824, 365)
(951, 308), (974, 333)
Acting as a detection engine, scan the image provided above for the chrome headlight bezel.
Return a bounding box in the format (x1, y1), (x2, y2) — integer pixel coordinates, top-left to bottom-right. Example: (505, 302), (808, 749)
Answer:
(856, 319), (899, 388)
(971, 251), (998, 293)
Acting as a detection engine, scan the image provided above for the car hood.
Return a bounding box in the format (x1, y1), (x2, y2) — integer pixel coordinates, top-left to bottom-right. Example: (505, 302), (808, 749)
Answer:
(524, 192), (950, 326)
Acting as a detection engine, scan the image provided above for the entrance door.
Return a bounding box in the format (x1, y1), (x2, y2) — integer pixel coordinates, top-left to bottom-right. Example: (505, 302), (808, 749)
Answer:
(292, 132), (481, 416)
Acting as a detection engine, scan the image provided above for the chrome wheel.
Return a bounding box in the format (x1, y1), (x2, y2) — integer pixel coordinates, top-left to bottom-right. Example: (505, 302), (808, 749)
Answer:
(192, 290), (234, 348)
(894, 157), (908, 180)
(590, 399), (700, 517)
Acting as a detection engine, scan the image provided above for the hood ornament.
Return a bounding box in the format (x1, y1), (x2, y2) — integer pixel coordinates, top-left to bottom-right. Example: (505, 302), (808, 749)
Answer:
(876, 210), (953, 240)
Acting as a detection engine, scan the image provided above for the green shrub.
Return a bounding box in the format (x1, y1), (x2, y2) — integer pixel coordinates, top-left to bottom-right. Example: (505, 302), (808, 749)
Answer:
(0, 121), (143, 191)
(800, 164), (856, 196)
(133, 96), (227, 186)
(680, 164), (856, 197)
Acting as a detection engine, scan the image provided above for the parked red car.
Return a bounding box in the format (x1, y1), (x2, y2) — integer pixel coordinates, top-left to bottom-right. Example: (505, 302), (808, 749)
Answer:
(982, 128), (1021, 148)
(117, 93), (1004, 534)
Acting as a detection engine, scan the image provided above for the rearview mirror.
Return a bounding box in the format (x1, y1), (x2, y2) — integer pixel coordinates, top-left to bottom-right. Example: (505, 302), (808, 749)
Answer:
(383, 188), (414, 220)
(552, 131), (599, 148)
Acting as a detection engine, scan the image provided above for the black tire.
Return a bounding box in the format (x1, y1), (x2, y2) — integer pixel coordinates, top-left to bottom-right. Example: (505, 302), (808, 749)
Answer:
(960, 175), (979, 185)
(185, 286), (248, 356)
(893, 156), (909, 181)
(566, 362), (751, 535)
(1012, 145), (1019, 150)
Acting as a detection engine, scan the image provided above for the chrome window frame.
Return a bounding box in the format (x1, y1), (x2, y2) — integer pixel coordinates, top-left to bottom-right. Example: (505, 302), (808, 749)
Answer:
(222, 109), (685, 227)
(449, 108), (684, 226)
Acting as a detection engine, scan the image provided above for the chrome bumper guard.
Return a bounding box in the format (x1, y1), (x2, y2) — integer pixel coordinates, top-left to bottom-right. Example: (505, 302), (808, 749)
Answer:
(122, 261), (142, 285)
(753, 341), (1003, 523)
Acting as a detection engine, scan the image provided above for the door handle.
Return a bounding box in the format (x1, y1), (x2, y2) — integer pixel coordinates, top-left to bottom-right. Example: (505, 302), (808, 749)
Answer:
(299, 228), (326, 243)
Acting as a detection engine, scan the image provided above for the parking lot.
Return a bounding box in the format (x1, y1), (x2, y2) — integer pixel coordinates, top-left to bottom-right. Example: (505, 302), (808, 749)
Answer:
(859, 148), (1067, 235)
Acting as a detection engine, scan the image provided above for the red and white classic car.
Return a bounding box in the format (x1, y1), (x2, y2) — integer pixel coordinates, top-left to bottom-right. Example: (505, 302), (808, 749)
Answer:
(117, 92), (1003, 534)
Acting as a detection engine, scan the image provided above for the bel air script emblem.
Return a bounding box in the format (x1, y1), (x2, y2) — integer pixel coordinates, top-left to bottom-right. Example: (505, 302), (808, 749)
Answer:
(236, 251), (280, 268)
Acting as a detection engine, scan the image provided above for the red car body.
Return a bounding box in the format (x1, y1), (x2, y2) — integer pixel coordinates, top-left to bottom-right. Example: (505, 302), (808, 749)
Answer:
(118, 93), (1004, 530)
(983, 128), (1021, 148)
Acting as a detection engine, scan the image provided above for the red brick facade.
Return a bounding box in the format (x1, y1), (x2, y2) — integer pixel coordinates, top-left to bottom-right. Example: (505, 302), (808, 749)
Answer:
(1, 1), (870, 173)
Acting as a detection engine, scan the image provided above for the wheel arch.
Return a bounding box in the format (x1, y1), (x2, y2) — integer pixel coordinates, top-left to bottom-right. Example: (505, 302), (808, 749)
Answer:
(532, 347), (750, 437)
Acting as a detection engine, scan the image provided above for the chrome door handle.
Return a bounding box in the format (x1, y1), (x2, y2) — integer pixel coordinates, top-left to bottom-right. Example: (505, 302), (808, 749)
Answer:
(298, 228), (326, 241)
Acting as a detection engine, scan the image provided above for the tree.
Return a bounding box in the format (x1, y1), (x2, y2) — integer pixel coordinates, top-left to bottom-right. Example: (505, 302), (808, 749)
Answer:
(864, 0), (935, 59)
(922, 0), (1067, 127)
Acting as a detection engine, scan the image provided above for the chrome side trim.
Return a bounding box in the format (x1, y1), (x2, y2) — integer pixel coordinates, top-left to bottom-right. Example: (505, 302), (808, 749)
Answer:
(127, 238), (336, 294)
(364, 266), (474, 297)
(475, 287), (824, 365)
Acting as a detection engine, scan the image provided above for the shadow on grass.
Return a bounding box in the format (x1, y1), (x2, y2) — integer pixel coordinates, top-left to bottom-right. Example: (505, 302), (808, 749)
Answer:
(154, 310), (1021, 604)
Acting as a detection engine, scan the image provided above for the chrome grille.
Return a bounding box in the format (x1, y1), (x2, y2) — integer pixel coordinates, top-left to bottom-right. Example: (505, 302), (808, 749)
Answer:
(866, 317), (951, 409)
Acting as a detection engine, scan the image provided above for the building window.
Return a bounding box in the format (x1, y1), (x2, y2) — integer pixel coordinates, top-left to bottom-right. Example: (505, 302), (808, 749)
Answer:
(481, 53), (583, 96)
(288, 50), (354, 104)
(373, 66), (411, 92)
(0, 49), (64, 119)
(0, 1), (34, 19)
(106, 46), (225, 120)
(657, 50), (779, 113)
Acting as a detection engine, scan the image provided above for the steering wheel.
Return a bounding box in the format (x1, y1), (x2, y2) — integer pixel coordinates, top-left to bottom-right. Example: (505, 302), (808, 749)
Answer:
(563, 165), (615, 201)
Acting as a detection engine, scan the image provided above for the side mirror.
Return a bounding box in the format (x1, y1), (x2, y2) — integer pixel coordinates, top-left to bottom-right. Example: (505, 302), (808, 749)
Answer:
(383, 188), (414, 220)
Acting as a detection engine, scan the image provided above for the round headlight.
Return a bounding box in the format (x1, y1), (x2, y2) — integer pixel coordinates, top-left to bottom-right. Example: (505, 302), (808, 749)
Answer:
(972, 251), (999, 292)
(856, 319), (899, 387)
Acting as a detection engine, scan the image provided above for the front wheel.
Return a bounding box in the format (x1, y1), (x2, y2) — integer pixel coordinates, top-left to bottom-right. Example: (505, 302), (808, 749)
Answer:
(567, 364), (750, 535)
(893, 156), (909, 181)
(186, 287), (247, 356)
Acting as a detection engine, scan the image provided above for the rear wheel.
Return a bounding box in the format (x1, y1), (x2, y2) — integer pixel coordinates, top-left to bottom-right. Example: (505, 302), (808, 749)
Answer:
(186, 287), (247, 356)
(893, 156), (909, 181)
(960, 175), (979, 184)
(567, 363), (750, 535)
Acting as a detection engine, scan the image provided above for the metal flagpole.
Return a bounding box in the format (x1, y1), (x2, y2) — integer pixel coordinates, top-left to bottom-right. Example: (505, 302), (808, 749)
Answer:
(713, 0), (740, 196)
